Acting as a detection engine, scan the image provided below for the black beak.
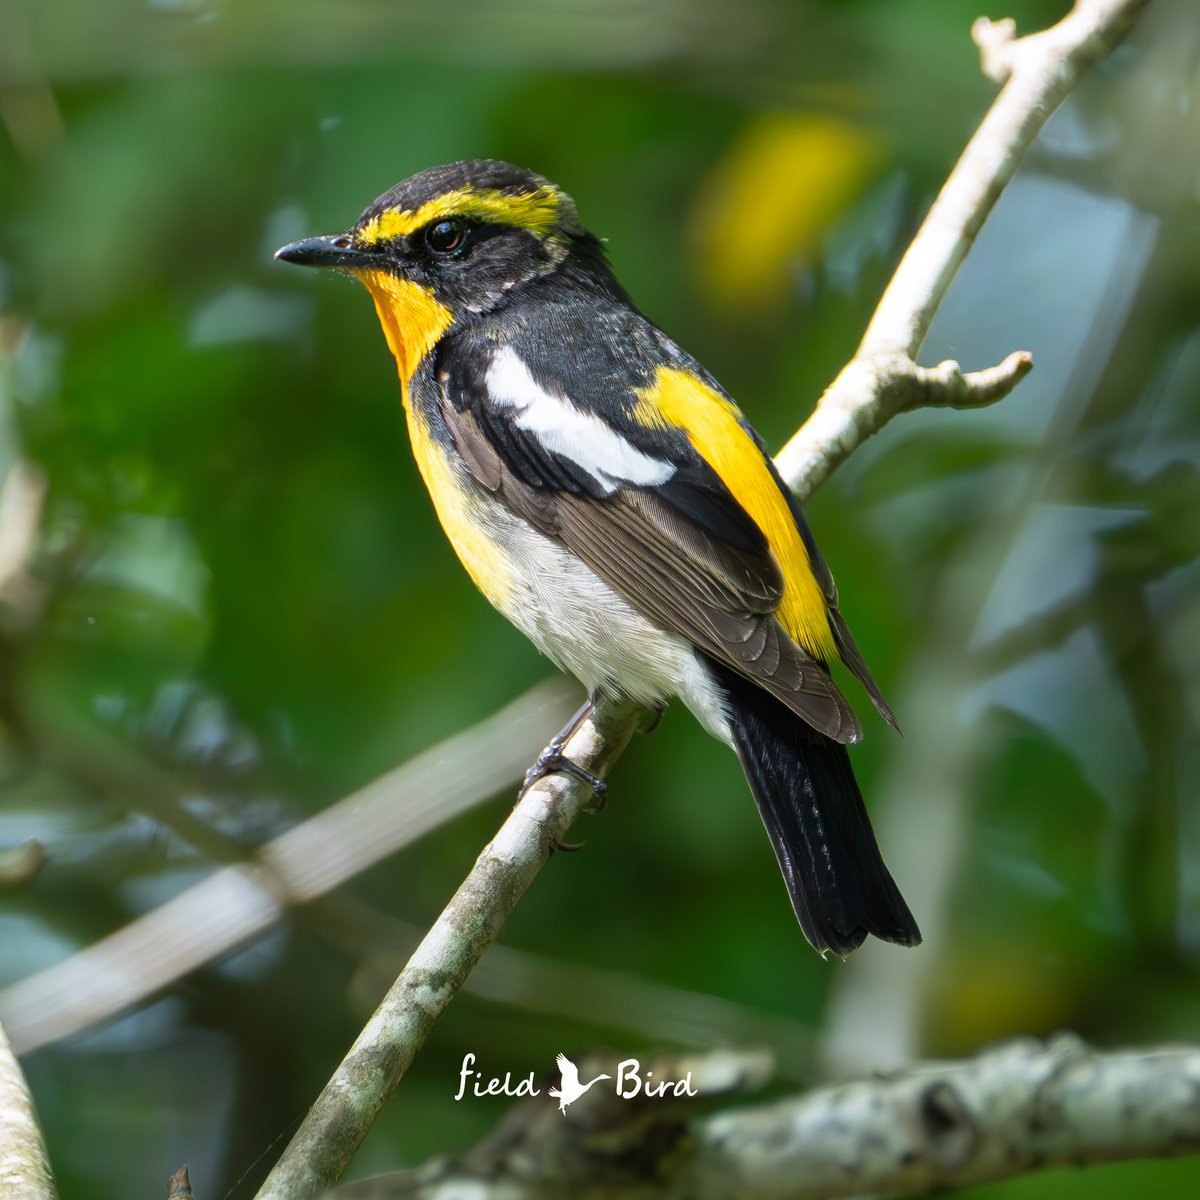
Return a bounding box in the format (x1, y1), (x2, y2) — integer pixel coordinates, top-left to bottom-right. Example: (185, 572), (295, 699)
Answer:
(275, 234), (376, 269)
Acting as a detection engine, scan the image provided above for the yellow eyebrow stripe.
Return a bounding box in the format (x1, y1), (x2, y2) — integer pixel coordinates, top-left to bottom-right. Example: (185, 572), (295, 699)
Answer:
(633, 367), (836, 659)
(357, 186), (561, 244)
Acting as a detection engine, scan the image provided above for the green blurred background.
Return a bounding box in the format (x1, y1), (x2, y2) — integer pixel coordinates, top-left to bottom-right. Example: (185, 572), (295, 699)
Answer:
(1, 0), (1198, 1195)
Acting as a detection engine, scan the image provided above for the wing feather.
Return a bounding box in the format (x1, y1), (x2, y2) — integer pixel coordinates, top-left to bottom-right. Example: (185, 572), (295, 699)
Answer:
(555, 489), (859, 740)
(767, 456), (899, 730)
(439, 388), (860, 742)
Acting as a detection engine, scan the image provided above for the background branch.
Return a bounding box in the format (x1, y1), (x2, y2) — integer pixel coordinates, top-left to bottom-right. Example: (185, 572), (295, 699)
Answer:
(688, 1036), (1200, 1199)
(0, 677), (578, 1054)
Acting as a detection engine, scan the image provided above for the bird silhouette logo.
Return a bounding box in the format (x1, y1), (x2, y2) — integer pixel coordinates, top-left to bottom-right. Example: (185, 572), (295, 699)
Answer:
(548, 1052), (611, 1113)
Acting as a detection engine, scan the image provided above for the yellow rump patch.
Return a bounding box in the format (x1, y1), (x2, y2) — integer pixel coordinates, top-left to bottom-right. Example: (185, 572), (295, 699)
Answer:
(357, 186), (561, 246)
(633, 367), (835, 659)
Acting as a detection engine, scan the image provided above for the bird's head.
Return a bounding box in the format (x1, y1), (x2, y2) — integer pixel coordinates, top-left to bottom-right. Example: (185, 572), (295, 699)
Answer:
(276, 160), (606, 376)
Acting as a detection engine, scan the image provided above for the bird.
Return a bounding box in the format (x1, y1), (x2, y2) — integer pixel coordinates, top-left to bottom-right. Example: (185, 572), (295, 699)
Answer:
(276, 159), (921, 958)
(548, 1053), (611, 1112)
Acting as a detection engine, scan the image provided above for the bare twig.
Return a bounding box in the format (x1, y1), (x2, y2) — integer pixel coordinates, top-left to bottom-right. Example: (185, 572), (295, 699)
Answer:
(865, 0), (1149, 357)
(775, 351), (1032, 503)
(0, 1017), (56, 1200)
(254, 3), (1150, 1195)
(333, 1037), (1200, 1199)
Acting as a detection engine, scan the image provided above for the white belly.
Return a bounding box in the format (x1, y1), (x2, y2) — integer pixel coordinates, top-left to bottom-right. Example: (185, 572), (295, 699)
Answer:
(472, 490), (732, 745)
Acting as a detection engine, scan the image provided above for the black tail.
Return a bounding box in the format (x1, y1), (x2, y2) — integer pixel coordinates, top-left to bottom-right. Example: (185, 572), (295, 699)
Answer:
(706, 658), (921, 958)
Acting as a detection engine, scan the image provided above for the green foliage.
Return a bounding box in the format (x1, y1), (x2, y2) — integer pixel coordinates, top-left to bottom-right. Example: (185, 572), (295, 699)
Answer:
(1, 0), (1197, 1196)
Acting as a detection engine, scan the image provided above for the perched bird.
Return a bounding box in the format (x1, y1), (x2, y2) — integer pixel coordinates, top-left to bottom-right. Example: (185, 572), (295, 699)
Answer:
(276, 159), (920, 957)
(548, 1053), (610, 1113)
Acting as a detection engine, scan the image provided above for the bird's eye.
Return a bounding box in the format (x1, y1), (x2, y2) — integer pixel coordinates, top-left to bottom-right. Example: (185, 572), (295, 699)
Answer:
(427, 219), (467, 254)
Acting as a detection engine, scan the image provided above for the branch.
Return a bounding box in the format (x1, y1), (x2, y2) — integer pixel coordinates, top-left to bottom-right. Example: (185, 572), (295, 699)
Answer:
(775, 0), (1149, 493)
(0, 1017), (56, 1200)
(775, 350), (1031, 502)
(862, 0), (1148, 360)
(255, 3), (1150, 1195)
(689, 1035), (1200, 1198)
(812, 0), (1152, 1080)
(332, 1036), (1200, 1199)
(255, 699), (643, 1200)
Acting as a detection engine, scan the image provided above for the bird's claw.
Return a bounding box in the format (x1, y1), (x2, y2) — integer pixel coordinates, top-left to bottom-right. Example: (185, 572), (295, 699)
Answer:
(639, 702), (666, 735)
(521, 750), (607, 802)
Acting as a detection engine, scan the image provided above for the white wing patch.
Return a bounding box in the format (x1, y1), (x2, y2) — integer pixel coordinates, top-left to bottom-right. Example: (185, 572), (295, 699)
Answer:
(486, 345), (674, 494)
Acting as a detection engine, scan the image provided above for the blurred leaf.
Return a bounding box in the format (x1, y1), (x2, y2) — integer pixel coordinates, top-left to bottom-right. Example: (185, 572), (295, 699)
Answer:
(689, 110), (885, 313)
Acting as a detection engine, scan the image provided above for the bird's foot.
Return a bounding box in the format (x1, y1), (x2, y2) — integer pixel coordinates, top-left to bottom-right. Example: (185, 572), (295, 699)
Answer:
(518, 692), (608, 847)
(521, 749), (608, 803)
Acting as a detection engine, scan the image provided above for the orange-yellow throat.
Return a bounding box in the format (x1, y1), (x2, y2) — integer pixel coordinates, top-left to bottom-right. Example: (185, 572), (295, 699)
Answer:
(355, 270), (515, 606)
(357, 270), (453, 391)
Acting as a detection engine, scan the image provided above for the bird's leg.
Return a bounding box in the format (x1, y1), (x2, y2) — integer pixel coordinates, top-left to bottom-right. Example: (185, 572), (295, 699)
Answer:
(521, 693), (608, 804)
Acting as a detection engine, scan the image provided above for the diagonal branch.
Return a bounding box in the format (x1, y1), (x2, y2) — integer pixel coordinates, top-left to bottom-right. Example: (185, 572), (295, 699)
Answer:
(860, 0), (1149, 360)
(774, 0), (1150, 495)
(256, 699), (644, 1199)
(253, 3), (1151, 1195)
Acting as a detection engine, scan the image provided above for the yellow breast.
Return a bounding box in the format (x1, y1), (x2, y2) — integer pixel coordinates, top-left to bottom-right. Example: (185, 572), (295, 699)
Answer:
(357, 271), (516, 609)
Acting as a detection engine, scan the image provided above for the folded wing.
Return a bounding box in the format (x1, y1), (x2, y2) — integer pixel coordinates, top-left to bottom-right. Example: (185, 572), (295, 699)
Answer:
(437, 332), (864, 742)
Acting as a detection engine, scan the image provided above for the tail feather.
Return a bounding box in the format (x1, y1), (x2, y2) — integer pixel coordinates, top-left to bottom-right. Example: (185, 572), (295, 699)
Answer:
(706, 657), (921, 957)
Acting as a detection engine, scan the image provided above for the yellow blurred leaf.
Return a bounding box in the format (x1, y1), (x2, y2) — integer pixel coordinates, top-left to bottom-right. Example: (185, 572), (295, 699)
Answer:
(929, 943), (1083, 1051)
(689, 111), (884, 314)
